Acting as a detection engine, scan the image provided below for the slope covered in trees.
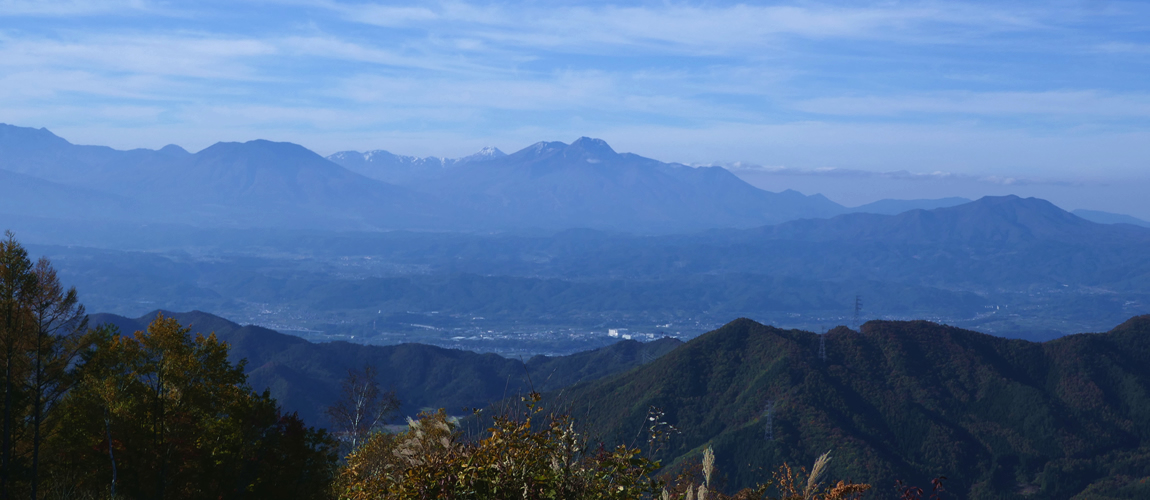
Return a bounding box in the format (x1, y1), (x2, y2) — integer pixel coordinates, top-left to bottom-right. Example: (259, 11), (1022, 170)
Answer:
(555, 316), (1150, 499)
(89, 310), (683, 426)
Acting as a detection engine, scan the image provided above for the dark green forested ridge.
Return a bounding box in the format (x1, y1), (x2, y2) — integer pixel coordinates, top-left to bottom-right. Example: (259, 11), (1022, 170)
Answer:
(89, 309), (1150, 498)
(553, 315), (1150, 499)
(89, 310), (682, 426)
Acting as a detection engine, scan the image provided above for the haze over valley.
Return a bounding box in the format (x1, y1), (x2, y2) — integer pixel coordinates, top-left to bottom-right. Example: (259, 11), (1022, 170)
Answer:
(1, 123), (1148, 356)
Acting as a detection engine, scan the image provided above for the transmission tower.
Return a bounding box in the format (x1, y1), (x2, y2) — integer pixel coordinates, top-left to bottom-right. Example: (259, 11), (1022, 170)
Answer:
(853, 295), (863, 328)
(764, 400), (775, 441)
(818, 333), (827, 362)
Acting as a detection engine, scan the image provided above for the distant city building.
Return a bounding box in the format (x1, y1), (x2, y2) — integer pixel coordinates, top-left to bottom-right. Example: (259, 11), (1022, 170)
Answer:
(608, 328), (629, 338)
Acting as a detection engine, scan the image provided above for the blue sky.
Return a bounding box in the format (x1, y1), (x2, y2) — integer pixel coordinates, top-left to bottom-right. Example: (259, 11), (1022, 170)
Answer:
(2, 0), (1149, 213)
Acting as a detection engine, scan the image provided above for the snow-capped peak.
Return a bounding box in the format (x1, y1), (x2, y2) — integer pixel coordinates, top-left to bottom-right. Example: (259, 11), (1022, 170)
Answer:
(456, 146), (506, 164)
(474, 146), (504, 157)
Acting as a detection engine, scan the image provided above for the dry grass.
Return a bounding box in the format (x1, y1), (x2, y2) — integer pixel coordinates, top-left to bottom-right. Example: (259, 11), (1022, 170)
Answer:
(668, 447), (870, 500)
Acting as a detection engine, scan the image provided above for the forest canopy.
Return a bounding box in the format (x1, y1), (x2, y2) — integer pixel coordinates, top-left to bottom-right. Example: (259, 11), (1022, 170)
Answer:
(0, 232), (336, 499)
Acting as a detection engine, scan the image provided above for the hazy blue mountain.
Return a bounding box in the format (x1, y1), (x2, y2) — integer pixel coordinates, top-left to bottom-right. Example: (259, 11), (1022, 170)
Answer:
(87, 309), (682, 427)
(755, 195), (1132, 244)
(136, 140), (443, 229)
(0, 124), (447, 229)
(3, 124), (853, 232)
(849, 196), (971, 215)
(0, 123), (190, 187)
(328, 146), (506, 186)
(1072, 208), (1150, 228)
(0, 168), (140, 220)
(398, 137), (847, 231)
(332, 137), (849, 231)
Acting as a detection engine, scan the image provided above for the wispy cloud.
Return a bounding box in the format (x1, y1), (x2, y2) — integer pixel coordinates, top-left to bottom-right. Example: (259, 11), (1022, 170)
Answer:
(0, 0), (151, 16)
(321, 1), (1049, 55)
(794, 91), (1150, 117)
(0, 33), (277, 80)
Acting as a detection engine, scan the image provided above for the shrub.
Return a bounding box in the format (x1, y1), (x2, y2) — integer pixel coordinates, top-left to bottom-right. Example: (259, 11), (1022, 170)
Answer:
(336, 393), (662, 500)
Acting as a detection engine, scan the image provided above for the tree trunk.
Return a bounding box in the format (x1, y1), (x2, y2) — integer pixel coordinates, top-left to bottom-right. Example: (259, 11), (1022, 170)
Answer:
(2, 349), (11, 500)
(30, 335), (42, 500)
(104, 408), (117, 498)
(156, 356), (165, 500)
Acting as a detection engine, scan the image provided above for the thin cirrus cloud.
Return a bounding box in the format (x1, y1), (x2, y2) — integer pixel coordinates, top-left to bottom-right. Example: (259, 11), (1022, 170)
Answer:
(794, 91), (1150, 118)
(323, 1), (1042, 52)
(0, 33), (277, 80)
(0, 0), (151, 16)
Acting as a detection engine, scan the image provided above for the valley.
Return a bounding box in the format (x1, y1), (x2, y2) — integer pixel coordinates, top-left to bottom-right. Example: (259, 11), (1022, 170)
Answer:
(15, 193), (1148, 355)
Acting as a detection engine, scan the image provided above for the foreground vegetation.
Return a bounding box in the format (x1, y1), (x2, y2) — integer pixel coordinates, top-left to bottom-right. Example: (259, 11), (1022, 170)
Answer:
(335, 393), (870, 500)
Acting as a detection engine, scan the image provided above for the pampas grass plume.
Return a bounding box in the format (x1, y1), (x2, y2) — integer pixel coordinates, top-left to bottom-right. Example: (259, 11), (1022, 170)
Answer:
(804, 451), (832, 500)
(702, 445), (715, 487)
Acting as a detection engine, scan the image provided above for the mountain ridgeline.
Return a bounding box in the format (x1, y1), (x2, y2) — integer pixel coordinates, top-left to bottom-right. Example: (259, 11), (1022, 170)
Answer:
(554, 316), (1150, 499)
(86, 309), (1150, 499)
(328, 137), (845, 232)
(2, 123), (842, 233)
(88, 310), (682, 426)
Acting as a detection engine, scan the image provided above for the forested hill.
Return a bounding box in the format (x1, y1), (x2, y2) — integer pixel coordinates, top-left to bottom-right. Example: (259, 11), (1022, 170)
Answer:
(88, 310), (682, 426)
(555, 315), (1150, 499)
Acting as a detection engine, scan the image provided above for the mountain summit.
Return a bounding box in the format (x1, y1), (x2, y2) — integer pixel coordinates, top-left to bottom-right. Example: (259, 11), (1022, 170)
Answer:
(337, 137), (847, 232)
(565, 136), (617, 160)
(1, 124), (848, 231)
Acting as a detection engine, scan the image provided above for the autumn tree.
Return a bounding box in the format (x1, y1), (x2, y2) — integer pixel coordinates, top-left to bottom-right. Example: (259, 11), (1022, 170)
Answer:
(0, 231), (35, 499)
(25, 257), (88, 499)
(52, 314), (338, 499)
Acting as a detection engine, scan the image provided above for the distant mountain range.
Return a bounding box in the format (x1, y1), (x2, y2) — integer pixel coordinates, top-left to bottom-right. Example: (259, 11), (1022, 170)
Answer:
(848, 196), (972, 215)
(6, 122), (1145, 234)
(327, 137), (846, 231)
(0, 124), (441, 229)
(328, 146), (507, 186)
(0, 124), (834, 232)
(6, 122), (1148, 235)
(1072, 208), (1150, 228)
